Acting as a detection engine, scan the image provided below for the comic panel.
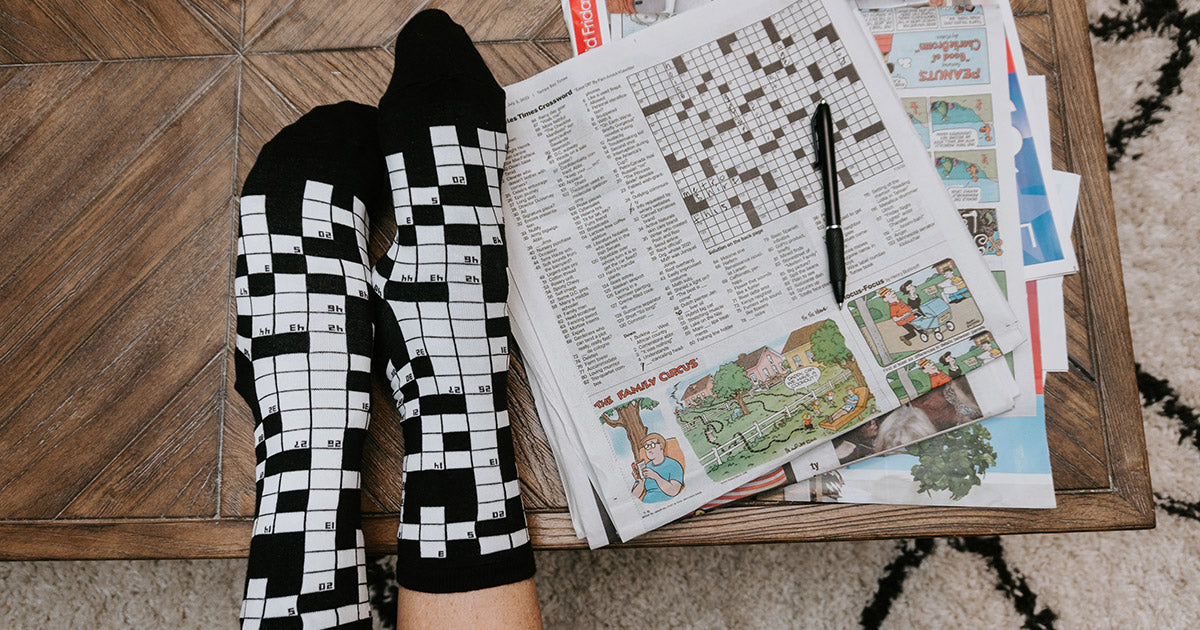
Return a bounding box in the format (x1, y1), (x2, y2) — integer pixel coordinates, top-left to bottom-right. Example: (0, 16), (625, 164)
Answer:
(958, 207), (1003, 257)
(880, 28), (990, 89)
(902, 96), (930, 148)
(929, 94), (994, 149)
(883, 330), (1003, 403)
(599, 398), (692, 505)
(933, 149), (999, 203)
(669, 319), (877, 483)
(937, 3), (985, 27)
(847, 258), (985, 367)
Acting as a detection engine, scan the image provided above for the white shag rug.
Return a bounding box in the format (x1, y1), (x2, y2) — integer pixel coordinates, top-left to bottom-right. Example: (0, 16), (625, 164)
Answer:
(3, 1), (1198, 627)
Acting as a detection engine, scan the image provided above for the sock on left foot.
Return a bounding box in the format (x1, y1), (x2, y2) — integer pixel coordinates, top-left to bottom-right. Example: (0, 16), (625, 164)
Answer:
(235, 101), (383, 629)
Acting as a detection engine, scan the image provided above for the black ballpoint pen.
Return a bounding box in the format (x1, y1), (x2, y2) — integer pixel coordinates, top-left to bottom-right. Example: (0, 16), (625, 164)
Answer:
(812, 100), (847, 308)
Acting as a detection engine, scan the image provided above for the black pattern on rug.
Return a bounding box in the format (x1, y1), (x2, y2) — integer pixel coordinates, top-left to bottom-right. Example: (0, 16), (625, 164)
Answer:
(1091, 0), (1200, 167)
(860, 538), (936, 630)
(1137, 363), (1200, 452)
(948, 537), (1058, 629)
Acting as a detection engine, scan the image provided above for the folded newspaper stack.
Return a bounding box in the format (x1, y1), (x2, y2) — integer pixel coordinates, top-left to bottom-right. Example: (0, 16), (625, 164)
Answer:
(502, 0), (1031, 547)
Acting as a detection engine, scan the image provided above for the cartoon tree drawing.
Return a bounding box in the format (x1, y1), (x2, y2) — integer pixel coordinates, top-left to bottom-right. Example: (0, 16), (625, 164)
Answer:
(600, 397), (659, 461)
(906, 423), (997, 500)
(713, 362), (753, 416)
(809, 320), (866, 388)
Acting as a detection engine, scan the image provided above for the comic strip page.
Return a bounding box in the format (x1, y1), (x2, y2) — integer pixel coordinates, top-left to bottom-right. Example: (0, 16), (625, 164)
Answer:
(505, 0), (1023, 545)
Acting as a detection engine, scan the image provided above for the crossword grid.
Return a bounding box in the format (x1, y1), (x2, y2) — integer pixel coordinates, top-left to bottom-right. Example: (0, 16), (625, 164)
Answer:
(628, 2), (903, 250)
(236, 180), (372, 628)
(374, 125), (531, 565)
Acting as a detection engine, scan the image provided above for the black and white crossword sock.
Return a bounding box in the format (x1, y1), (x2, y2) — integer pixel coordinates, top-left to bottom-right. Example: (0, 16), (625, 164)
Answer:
(372, 9), (536, 593)
(234, 102), (383, 629)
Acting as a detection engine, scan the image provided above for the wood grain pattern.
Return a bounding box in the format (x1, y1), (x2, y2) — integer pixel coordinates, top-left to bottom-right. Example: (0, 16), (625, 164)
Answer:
(0, 0), (239, 63)
(0, 58), (236, 521)
(0, 0), (1153, 559)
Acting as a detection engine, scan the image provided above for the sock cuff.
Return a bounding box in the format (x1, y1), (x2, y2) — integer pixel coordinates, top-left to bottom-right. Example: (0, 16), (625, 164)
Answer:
(394, 543), (536, 593)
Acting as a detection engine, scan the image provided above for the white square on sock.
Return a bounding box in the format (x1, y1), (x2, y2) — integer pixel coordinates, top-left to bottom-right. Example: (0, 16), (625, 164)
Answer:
(264, 595), (298, 618)
(303, 610), (338, 628)
(447, 522), (475, 540)
(241, 194), (267, 214)
(274, 512), (305, 533)
(420, 541), (447, 559)
(444, 451), (471, 469)
(304, 180), (333, 202)
(245, 578), (268, 600)
(477, 483), (504, 503)
(429, 125), (458, 146)
(386, 152), (407, 173)
(442, 205), (477, 224)
(301, 570), (337, 595)
(410, 186), (440, 206)
(477, 534), (511, 555)
(442, 414), (468, 432)
(438, 164), (467, 186)
(471, 430), (497, 450)
(307, 531), (336, 551)
(337, 548), (357, 568)
(420, 506), (445, 524)
(304, 550), (337, 572)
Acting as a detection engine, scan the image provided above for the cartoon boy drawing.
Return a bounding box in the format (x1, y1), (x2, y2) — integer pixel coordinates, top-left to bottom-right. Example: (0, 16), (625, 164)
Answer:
(918, 358), (951, 389)
(631, 433), (684, 503)
(880, 287), (919, 346)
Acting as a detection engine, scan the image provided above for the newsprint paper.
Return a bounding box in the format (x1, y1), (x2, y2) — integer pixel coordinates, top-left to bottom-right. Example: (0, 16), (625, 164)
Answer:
(501, 0), (1024, 546)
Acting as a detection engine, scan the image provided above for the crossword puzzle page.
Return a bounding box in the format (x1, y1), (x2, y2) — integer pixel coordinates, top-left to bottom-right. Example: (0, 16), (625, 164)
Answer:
(501, 0), (1026, 546)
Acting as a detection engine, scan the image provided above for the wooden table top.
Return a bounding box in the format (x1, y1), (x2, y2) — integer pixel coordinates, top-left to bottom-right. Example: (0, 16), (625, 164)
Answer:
(0, 0), (1152, 560)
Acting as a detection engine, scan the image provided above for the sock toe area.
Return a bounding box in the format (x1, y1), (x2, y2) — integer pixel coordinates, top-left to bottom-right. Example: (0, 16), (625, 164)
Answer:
(242, 101), (383, 201)
(380, 10), (503, 119)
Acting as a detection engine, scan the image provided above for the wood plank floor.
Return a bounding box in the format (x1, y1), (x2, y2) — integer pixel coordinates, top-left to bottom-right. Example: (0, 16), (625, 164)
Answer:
(0, 0), (1152, 558)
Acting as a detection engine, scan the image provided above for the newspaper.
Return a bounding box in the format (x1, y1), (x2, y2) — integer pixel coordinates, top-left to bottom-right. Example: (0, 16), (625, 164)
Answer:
(505, 0), (1024, 545)
(561, 0), (612, 55)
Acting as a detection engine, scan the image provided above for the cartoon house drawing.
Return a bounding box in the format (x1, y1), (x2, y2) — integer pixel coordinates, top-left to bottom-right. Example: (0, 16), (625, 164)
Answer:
(682, 374), (715, 408)
(781, 321), (827, 370)
(735, 346), (787, 386)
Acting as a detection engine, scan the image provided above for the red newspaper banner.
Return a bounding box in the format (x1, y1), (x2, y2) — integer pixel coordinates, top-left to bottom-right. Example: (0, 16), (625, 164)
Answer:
(569, 0), (604, 54)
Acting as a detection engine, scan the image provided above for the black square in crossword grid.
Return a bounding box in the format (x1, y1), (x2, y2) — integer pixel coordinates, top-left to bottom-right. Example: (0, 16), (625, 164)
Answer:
(401, 469), (479, 523)
(263, 448), (312, 477)
(271, 253), (308, 274)
(444, 223), (482, 245)
(248, 533), (306, 596)
(442, 431), (472, 451)
(254, 332), (309, 358)
(275, 489), (310, 513)
(305, 273), (347, 295)
(413, 206), (446, 225)
(248, 273), (275, 296)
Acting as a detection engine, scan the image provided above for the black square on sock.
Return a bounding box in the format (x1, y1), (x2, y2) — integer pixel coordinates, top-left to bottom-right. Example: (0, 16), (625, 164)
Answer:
(413, 206), (445, 225)
(307, 273), (347, 295)
(276, 489), (310, 513)
(271, 253), (307, 274)
(248, 273), (275, 296)
(444, 223), (481, 246)
(443, 431), (472, 451)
